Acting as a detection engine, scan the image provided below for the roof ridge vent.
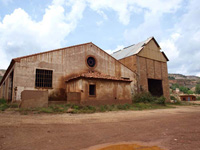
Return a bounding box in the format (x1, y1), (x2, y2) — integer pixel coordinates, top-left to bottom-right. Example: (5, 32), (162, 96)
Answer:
(124, 44), (135, 49)
(113, 49), (122, 54)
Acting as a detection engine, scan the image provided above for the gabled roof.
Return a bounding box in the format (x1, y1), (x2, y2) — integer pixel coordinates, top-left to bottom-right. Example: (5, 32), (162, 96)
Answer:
(111, 37), (163, 60)
(13, 42), (92, 62)
(65, 71), (132, 82)
(0, 42), (92, 86)
(0, 41), (136, 86)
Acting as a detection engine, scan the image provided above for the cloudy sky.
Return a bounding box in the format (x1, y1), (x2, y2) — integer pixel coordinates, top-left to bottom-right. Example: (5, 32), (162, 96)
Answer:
(0, 0), (200, 76)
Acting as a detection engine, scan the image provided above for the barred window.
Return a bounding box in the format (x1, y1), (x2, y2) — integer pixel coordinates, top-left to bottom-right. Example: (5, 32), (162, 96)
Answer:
(35, 69), (53, 88)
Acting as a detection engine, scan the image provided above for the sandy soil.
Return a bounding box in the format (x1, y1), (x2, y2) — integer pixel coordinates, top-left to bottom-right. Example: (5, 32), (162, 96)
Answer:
(0, 105), (200, 150)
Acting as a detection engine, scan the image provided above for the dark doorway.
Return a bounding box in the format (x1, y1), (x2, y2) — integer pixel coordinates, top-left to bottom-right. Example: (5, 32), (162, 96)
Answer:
(89, 84), (96, 96)
(8, 71), (14, 102)
(148, 79), (163, 97)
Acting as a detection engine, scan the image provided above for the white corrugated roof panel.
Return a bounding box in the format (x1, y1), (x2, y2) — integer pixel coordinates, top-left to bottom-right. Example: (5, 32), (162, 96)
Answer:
(111, 37), (153, 60)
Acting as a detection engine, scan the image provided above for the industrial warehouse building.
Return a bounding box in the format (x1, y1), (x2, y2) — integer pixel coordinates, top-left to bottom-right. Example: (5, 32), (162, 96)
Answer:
(0, 37), (170, 106)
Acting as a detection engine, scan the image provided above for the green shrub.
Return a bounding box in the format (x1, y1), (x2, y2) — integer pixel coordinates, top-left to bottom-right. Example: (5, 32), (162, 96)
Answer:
(0, 99), (9, 111)
(0, 99), (7, 104)
(132, 92), (166, 105)
(195, 84), (200, 94)
(155, 96), (166, 105)
(72, 104), (80, 110)
(187, 90), (193, 94)
(117, 104), (131, 110)
(132, 92), (155, 103)
(170, 83), (179, 90)
(168, 76), (175, 80)
(9, 103), (19, 108)
(0, 103), (9, 111)
(99, 105), (108, 112)
(39, 108), (53, 113)
(174, 101), (182, 105)
(170, 96), (176, 100)
(170, 95), (180, 103)
(80, 105), (96, 113)
(179, 86), (190, 94)
(196, 96), (200, 100)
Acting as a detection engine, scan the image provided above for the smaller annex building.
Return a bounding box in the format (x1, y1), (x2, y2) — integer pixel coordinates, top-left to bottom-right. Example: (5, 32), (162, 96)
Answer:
(180, 95), (196, 101)
(0, 37), (170, 106)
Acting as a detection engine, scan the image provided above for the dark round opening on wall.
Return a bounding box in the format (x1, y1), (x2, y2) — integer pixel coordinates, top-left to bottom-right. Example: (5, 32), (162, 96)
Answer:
(87, 56), (96, 67)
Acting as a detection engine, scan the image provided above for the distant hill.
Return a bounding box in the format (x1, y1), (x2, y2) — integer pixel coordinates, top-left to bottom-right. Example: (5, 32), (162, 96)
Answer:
(168, 73), (200, 89)
(0, 69), (6, 82)
(168, 73), (200, 80)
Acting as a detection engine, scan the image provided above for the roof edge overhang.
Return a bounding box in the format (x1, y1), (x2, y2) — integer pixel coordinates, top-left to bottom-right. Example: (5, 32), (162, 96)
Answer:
(144, 36), (161, 49)
(161, 52), (169, 61)
(11, 41), (136, 75)
(66, 76), (132, 82)
(0, 59), (15, 86)
(13, 42), (93, 62)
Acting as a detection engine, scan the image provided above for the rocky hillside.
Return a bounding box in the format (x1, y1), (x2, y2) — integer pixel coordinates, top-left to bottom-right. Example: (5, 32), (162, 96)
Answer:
(168, 73), (200, 89)
(0, 69), (6, 82)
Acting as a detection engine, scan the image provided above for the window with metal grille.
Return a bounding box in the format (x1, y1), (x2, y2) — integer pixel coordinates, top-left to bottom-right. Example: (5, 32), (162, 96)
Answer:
(35, 69), (53, 88)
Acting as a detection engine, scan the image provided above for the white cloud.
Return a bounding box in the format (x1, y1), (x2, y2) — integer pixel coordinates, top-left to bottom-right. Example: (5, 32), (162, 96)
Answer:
(96, 10), (108, 20)
(171, 33), (180, 41)
(160, 33), (180, 61)
(86, 0), (137, 25)
(65, 0), (86, 24)
(96, 21), (103, 26)
(0, 1), (86, 69)
(105, 45), (124, 54)
(86, 0), (183, 26)
(0, 0), (13, 5)
(124, 0), (183, 43)
(159, 0), (200, 75)
(52, 0), (65, 6)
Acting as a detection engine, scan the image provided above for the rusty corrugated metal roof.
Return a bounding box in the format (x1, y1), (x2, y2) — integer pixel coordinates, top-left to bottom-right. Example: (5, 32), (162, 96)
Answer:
(66, 71), (132, 82)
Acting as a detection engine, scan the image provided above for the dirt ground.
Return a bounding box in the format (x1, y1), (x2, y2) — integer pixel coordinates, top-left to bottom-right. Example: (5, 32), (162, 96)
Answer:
(0, 105), (200, 150)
